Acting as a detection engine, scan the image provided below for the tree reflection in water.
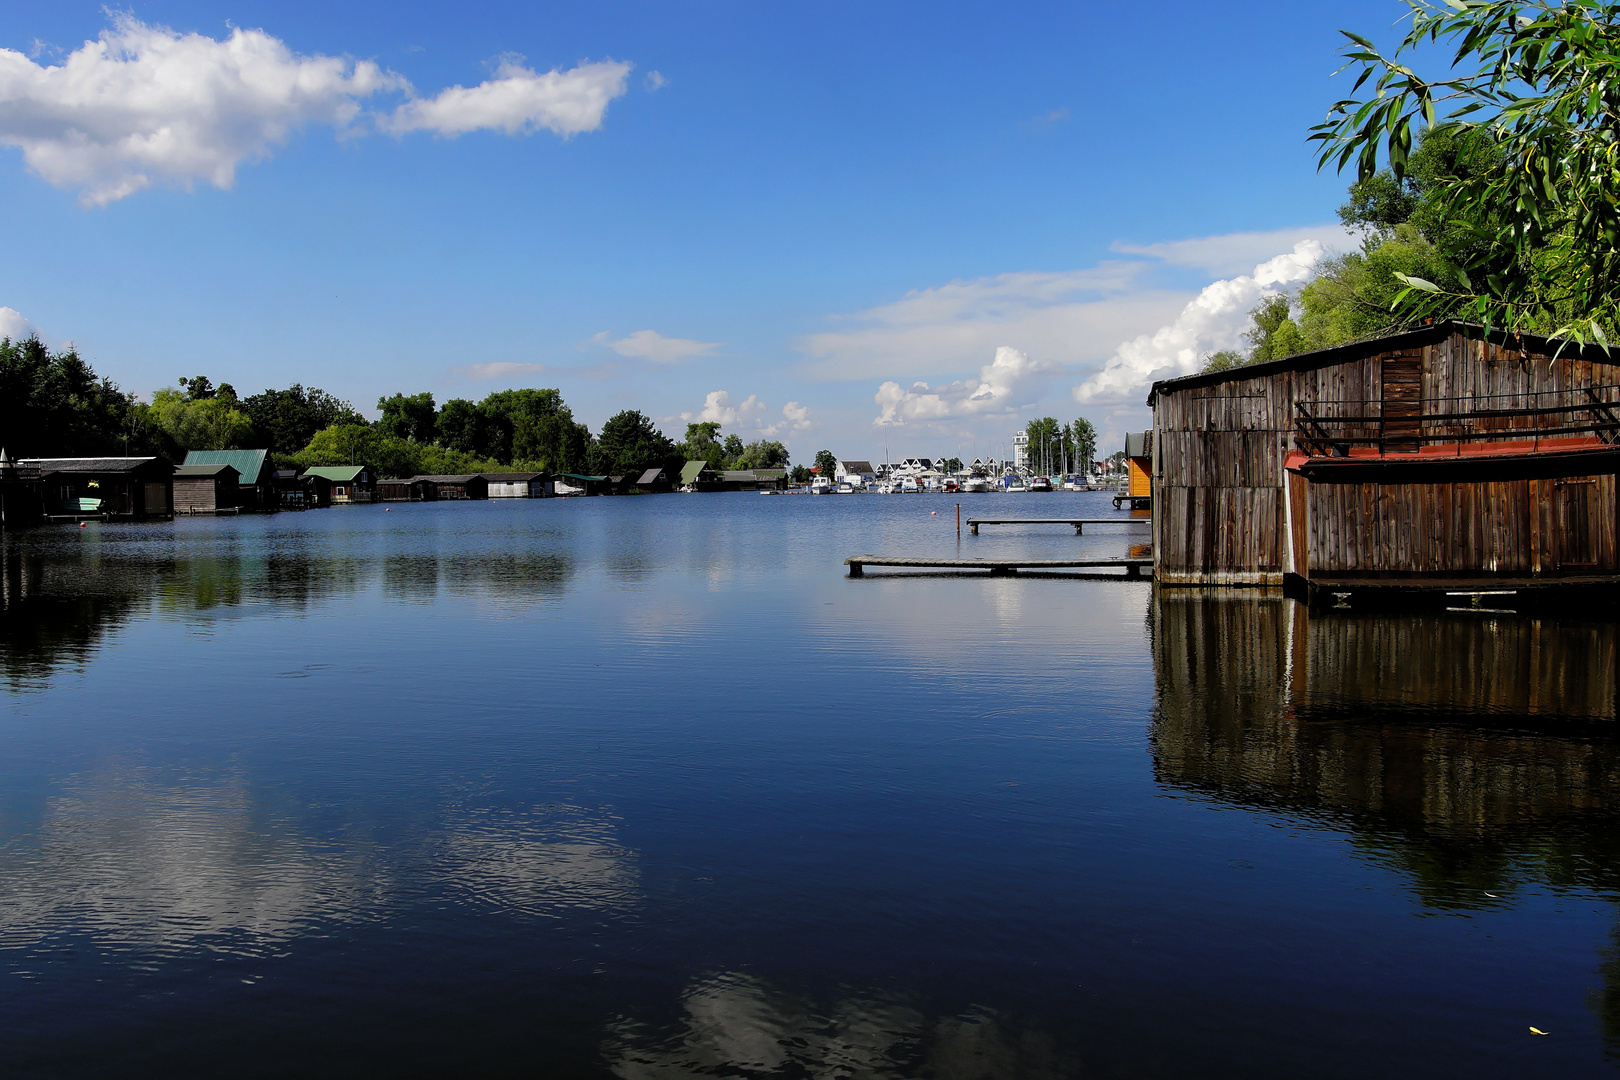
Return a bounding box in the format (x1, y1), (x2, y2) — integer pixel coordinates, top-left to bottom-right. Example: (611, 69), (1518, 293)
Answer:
(0, 523), (575, 688)
(1149, 590), (1620, 1048)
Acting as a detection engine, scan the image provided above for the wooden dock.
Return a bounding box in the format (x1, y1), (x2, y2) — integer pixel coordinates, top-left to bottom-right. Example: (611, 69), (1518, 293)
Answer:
(965, 516), (1151, 535)
(845, 554), (1151, 577)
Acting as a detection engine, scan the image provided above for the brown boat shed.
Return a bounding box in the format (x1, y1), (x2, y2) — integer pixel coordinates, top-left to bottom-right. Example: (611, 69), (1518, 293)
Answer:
(1147, 321), (1620, 592)
(173, 463), (240, 513)
(413, 474), (489, 500)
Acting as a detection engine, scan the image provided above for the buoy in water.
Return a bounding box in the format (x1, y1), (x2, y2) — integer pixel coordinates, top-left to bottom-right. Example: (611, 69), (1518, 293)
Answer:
(79, 522), (87, 528)
(930, 511), (937, 515)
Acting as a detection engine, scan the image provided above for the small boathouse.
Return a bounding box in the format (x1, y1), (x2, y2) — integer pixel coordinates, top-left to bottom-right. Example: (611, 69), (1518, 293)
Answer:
(1147, 321), (1620, 592)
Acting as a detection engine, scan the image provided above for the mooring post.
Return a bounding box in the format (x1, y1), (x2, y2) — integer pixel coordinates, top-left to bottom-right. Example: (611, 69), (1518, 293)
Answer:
(956, 503), (960, 539)
(848, 560), (864, 578)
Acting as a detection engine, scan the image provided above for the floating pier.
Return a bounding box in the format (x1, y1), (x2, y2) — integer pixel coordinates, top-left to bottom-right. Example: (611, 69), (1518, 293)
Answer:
(845, 555), (1151, 578)
(966, 517), (1151, 535)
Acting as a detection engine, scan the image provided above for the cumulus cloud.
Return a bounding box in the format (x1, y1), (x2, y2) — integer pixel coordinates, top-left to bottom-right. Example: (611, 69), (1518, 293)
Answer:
(0, 16), (631, 204)
(799, 264), (1183, 382)
(874, 345), (1057, 427)
(1073, 239), (1325, 404)
(591, 329), (721, 363)
(383, 56), (630, 137)
(0, 305), (38, 340)
(779, 401), (812, 432)
(681, 390), (766, 427)
(643, 70), (668, 91)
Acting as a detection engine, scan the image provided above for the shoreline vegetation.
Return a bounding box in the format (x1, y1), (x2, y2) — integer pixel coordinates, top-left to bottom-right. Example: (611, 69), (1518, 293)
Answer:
(0, 343), (793, 483)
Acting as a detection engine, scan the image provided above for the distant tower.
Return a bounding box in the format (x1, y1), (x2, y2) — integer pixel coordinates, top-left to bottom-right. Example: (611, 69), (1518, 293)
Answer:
(1013, 431), (1029, 472)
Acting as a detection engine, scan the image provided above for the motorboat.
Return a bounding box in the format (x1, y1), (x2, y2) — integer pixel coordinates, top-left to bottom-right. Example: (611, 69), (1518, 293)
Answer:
(1002, 474), (1028, 493)
(811, 476), (834, 494)
(837, 481), (855, 494)
(1030, 476), (1052, 492)
(900, 476), (922, 493)
(942, 477), (960, 493)
(961, 474), (992, 493)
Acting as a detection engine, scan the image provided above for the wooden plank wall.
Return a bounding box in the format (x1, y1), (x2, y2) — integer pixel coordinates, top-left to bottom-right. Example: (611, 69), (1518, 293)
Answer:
(1307, 475), (1617, 576)
(1154, 329), (1620, 582)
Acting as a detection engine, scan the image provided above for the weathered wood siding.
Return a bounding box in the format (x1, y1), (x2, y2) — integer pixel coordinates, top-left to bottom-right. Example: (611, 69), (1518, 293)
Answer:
(1153, 327), (1620, 583)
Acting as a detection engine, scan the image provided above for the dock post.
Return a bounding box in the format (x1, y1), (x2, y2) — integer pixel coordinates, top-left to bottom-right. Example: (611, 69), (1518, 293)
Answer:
(1126, 562), (1140, 578)
(848, 561), (863, 578)
(970, 522), (979, 535)
(1075, 522), (1083, 534)
(956, 503), (960, 539)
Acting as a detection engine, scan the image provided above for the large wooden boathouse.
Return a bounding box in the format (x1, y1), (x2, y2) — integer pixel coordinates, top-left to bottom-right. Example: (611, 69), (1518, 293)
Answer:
(1148, 321), (1620, 590)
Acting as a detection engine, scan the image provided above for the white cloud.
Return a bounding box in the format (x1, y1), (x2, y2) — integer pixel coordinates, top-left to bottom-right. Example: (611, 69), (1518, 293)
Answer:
(1110, 225), (1352, 278)
(799, 264), (1184, 382)
(643, 70), (668, 91)
(0, 306), (38, 340)
(680, 390), (766, 427)
(455, 361), (548, 380)
(0, 16), (631, 205)
(590, 329), (721, 363)
(779, 401), (812, 432)
(0, 15), (401, 205)
(1073, 239), (1325, 405)
(384, 56), (630, 137)
(874, 346), (1058, 427)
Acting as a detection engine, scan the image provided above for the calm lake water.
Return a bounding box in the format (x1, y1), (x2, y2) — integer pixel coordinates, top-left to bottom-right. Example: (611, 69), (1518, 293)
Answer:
(1, 491), (1617, 1077)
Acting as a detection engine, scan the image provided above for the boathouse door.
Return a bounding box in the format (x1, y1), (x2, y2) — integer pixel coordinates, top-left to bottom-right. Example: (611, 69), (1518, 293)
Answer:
(1380, 352), (1423, 453)
(1554, 477), (1599, 571)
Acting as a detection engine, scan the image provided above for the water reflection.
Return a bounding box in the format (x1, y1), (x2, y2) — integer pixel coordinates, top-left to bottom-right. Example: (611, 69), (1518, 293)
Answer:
(0, 764), (386, 962)
(604, 973), (1069, 1079)
(1150, 591), (1620, 1045)
(441, 799), (639, 918)
(0, 521), (576, 685)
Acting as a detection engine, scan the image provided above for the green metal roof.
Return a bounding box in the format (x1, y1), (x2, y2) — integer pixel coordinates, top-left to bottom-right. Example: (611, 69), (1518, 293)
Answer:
(680, 460), (710, 484)
(301, 465), (365, 482)
(184, 449), (269, 483)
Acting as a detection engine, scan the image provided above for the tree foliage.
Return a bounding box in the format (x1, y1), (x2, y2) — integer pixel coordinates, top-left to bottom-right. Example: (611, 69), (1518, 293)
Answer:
(0, 336), (143, 458)
(241, 384), (364, 455)
(1310, 0), (1620, 343)
(591, 410), (678, 477)
(146, 385), (255, 451)
(376, 392), (438, 444)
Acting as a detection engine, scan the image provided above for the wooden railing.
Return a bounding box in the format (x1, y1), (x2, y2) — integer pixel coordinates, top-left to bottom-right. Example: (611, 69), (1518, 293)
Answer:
(1294, 384), (1620, 457)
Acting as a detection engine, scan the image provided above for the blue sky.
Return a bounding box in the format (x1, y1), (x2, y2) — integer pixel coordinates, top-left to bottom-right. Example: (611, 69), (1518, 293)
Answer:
(0, 1), (1405, 463)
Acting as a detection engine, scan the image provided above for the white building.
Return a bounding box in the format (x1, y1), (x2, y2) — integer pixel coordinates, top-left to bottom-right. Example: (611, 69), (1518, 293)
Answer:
(1012, 432), (1029, 473)
(835, 458), (877, 483)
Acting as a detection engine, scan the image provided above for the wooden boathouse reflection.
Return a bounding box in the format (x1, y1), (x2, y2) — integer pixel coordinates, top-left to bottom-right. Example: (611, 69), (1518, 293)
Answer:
(1149, 590), (1620, 1039)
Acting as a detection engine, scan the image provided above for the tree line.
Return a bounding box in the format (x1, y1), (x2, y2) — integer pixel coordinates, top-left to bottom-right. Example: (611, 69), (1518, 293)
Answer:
(0, 339), (793, 481)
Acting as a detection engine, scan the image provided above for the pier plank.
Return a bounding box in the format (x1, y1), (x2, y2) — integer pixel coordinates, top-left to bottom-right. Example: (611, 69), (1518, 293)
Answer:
(964, 517), (1151, 535)
(844, 554), (1151, 578)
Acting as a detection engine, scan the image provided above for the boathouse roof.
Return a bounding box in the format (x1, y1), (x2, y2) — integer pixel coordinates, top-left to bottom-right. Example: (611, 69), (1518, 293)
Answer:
(481, 471), (543, 482)
(183, 449), (270, 483)
(302, 466), (366, 483)
(23, 456), (170, 474)
(1144, 320), (1620, 406)
(174, 463), (240, 479)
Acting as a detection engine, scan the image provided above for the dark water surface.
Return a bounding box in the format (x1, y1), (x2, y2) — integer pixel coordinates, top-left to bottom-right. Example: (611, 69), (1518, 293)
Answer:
(2, 492), (1617, 1077)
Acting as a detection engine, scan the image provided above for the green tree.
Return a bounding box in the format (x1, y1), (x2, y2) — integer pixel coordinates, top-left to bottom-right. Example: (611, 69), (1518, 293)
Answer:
(291, 425), (500, 478)
(1245, 295), (1308, 362)
(1310, 0), (1620, 341)
(436, 398), (481, 454)
(790, 464), (812, 484)
(591, 410), (677, 476)
(680, 422), (725, 469)
(376, 392), (438, 443)
(728, 440), (790, 470)
(940, 456), (963, 473)
(812, 449), (837, 475)
(1024, 417), (1063, 474)
(0, 335), (143, 458)
(147, 385), (255, 451)
(1067, 418), (1097, 473)
(241, 384), (364, 455)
